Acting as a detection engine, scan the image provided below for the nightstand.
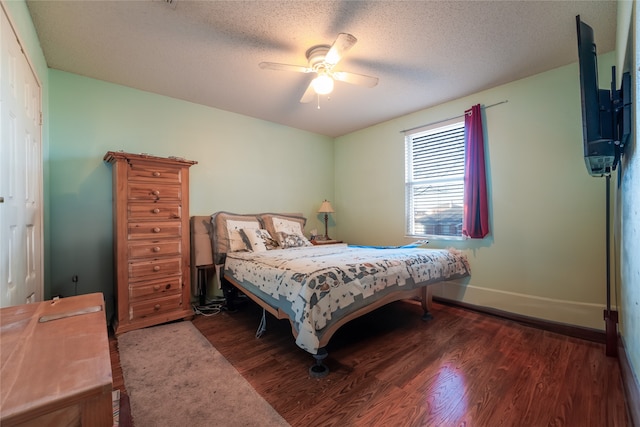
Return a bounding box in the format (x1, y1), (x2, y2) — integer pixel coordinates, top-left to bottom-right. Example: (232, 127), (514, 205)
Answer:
(311, 239), (343, 245)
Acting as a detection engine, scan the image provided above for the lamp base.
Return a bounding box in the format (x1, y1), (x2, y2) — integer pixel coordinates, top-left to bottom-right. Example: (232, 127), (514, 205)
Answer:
(323, 213), (330, 241)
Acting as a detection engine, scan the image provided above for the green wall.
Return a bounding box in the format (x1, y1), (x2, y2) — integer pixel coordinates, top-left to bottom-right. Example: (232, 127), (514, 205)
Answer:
(335, 53), (616, 331)
(48, 70), (333, 318)
(619, 0), (640, 395)
(6, 0), (639, 394)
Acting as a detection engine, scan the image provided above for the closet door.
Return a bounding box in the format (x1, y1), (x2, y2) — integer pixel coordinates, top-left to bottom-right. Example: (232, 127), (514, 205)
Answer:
(0, 6), (43, 307)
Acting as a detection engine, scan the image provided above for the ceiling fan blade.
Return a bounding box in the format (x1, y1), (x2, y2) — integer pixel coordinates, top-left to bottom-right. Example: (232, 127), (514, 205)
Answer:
(299, 81), (316, 103)
(259, 62), (312, 73)
(332, 71), (379, 88)
(325, 33), (357, 66)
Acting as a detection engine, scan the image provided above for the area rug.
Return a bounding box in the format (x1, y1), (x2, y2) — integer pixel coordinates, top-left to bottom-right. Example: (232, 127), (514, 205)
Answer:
(117, 321), (290, 427)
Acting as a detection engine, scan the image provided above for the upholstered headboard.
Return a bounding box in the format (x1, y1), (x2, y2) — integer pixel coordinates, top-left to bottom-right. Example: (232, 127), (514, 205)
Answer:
(190, 216), (215, 268)
(189, 216), (216, 297)
(190, 212), (306, 269)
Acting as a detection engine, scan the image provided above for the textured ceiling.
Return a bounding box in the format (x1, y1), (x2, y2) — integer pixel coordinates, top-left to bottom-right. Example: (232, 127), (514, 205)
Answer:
(26, 0), (616, 137)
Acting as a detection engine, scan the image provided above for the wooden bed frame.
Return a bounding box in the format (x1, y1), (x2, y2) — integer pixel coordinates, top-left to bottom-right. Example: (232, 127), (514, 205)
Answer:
(190, 215), (437, 377)
(223, 273), (434, 347)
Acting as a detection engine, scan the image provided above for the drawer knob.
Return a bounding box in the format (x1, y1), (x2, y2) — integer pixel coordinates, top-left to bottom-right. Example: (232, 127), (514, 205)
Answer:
(153, 246), (161, 252)
(152, 172), (161, 177)
(153, 266), (161, 272)
(152, 208), (160, 214)
(152, 190), (160, 196)
(153, 285), (161, 291)
(154, 304), (161, 311)
(153, 227), (161, 233)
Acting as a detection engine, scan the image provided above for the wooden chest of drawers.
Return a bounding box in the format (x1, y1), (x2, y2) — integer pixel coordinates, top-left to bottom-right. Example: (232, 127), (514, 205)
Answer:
(104, 151), (197, 334)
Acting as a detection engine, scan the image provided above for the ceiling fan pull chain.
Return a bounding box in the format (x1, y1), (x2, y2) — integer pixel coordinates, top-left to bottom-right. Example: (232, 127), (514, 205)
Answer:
(317, 94), (321, 110)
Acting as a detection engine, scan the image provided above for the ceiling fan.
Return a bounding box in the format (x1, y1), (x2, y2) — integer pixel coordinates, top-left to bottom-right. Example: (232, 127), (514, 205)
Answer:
(259, 33), (379, 103)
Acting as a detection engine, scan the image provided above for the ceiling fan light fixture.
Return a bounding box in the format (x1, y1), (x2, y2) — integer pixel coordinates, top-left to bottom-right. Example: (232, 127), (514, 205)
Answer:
(312, 73), (334, 95)
(259, 33), (377, 104)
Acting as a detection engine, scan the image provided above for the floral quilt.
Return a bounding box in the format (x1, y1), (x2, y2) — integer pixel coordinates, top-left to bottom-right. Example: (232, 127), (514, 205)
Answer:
(224, 244), (470, 354)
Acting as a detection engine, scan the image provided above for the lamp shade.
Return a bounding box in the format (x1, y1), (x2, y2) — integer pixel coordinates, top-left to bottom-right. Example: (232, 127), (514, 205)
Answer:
(318, 200), (335, 213)
(312, 74), (334, 95)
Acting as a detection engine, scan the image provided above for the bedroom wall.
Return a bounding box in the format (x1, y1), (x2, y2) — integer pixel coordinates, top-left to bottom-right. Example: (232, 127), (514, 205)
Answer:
(7, 0), (638, 389)
(334, 52), (616, 332)
(47, 69), (334, 318)
(618, 0), (640, 398)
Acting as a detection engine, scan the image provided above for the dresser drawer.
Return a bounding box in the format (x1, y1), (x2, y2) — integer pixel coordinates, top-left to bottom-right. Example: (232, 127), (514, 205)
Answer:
(129, 276), (182, 301)
(128, 240), (182, 259)
(128, 203), (181, 221)
(129, 258), (182, 279)
(128, 221), (181, 239)
(128, 183), (182, 201)
(129, 294), (183, 321)
(128, 161), (183, 184)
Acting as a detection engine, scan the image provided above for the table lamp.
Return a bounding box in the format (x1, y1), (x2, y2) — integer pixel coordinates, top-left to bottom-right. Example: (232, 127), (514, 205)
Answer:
(318, 200), (334, 240)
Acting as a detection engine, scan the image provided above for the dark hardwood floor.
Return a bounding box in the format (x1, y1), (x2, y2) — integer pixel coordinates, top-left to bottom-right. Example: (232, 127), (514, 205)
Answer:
(109, 333), (126, 394)
(111, 299), (630, 426)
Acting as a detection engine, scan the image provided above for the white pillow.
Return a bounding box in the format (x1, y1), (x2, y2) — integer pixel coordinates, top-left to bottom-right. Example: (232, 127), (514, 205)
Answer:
(240, 228), (278, 252)
(226, 220), (260, 252)
(272, 217), (304, 235)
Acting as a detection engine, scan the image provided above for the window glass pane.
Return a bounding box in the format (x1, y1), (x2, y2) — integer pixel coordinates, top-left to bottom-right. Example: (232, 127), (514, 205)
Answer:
(405, 120), (465, 238)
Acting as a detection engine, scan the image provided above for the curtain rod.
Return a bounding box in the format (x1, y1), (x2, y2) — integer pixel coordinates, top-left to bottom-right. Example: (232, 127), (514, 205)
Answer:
(399, 100), (509, 134)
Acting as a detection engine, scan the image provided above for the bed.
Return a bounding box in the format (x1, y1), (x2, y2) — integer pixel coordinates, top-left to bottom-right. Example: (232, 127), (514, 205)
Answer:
(196, 212), (471, 377)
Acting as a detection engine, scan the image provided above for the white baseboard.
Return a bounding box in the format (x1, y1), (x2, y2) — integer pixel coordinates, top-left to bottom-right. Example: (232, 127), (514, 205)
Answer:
(431, 280), (608, 331)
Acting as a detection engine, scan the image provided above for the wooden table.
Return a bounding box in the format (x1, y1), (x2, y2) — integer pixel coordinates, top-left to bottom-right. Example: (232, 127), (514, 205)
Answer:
(0, 293), (113, 426)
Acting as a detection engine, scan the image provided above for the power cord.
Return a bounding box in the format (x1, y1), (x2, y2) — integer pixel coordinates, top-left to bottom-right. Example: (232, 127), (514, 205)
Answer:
(255, 308), (267, 338)
(192, 294), (250, 317)
(192, 296), (226, 317)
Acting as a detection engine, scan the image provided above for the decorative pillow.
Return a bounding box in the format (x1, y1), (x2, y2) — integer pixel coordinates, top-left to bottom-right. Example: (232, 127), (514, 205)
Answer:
(210, 212), (261, 264)
(240, 228), (279, 252)
(260, 214), (307, 239)
(275, 231), (313, 249)
(226, 220), (261, 252)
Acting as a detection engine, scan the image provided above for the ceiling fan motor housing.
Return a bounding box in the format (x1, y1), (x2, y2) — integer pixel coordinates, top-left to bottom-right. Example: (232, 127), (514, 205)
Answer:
(306, 45), (331, 70)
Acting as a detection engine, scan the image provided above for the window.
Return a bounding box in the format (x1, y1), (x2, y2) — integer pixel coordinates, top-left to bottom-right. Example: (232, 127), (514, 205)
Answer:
(405, 119), (465, 238)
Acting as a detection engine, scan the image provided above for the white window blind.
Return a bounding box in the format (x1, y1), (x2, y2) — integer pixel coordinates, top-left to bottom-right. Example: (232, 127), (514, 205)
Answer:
(405, 119), (465, 238)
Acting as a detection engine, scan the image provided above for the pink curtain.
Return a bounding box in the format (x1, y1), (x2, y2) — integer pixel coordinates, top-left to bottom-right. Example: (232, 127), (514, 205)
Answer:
(463, 104), (489, 238)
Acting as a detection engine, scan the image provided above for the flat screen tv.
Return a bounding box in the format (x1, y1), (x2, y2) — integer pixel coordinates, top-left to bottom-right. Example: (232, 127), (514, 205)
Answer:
(575, 15), (616, 176)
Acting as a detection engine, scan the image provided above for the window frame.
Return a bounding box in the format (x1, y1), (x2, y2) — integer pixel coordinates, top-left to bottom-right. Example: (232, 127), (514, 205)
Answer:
(404, 117), (466, 240)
